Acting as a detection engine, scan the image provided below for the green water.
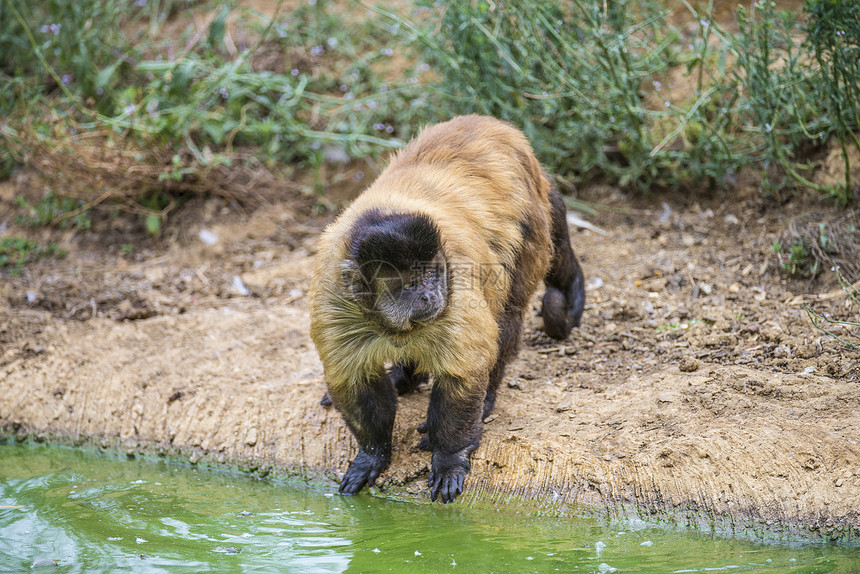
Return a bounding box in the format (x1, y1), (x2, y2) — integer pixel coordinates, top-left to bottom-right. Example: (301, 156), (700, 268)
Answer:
(0, 445), (858, 573)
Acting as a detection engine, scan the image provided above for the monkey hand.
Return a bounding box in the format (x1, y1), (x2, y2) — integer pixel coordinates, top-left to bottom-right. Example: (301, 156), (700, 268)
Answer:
(429, 449), (472, 503)
(339, 449), (390, 495)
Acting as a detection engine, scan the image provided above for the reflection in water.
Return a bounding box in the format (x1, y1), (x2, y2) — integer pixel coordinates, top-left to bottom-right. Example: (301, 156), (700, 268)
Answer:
(0, 444), (858, 573)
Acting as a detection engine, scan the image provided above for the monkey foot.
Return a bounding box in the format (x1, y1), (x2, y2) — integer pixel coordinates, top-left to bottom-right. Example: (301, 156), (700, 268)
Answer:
(339, 449), (389, 495)
(415, 421), (432, 451)
(541, 287), (573, 340)
(429, 450), (472, 503)
(390, 363), (429, 395)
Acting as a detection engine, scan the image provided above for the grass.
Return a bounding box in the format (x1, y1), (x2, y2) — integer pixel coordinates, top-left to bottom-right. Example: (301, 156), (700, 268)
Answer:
(397, 0), (858, 202)
(804, 267), (860, 349)
(15, 192), (92, 229)
(0, 0), (857, 240)
(1, 0), (434, 229)
(773, 210), (858, 278)
(0, 236), (66, 274)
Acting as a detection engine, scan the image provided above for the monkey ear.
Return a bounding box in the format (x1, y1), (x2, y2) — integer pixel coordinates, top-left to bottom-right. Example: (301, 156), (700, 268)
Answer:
(341, 260), (369, 301)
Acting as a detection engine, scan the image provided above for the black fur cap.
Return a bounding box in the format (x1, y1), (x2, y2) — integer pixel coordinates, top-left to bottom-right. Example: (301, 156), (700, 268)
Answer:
(348, 209), (441, 271)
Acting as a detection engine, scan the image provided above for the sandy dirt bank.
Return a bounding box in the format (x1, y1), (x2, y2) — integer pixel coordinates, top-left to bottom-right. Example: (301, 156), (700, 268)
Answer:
(2, 186), (858, 542)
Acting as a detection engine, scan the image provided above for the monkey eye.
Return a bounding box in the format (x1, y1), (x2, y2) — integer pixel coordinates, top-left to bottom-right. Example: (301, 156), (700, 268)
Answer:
(423, 270), (435, 280)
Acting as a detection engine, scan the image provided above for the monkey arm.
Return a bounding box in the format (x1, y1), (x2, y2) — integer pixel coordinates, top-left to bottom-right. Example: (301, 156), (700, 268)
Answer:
(423, 374), (487, 503)
(327, 370), (398, 495)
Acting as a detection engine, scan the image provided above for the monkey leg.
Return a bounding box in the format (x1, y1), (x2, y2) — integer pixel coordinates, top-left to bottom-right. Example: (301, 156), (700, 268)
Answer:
(321, 361), (425, 407)
(542, 186), (586, 339)
(424, 376), (486, 503)
(389, 361), (428, 396)
(329, 371), (398, 496)
(483, 310), (524, 420)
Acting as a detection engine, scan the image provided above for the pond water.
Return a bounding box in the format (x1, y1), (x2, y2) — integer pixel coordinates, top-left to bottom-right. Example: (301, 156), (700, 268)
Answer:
(0, 444), (857, 573)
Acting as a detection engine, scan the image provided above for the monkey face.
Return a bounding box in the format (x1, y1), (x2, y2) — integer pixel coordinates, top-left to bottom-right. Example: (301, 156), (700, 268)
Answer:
(373, 252), (448, 331)
(343, 251), (448, 334)
(340, 210), (449, 334)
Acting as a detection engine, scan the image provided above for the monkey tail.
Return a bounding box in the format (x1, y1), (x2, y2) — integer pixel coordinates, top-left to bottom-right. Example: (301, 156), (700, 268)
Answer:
(541, 185), (586, 339)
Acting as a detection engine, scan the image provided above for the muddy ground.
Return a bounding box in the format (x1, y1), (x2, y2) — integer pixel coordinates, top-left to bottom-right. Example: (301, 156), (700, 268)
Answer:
(1, 168), (858, 542)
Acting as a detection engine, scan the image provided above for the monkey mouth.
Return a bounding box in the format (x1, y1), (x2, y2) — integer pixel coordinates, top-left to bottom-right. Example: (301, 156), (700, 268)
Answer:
(409, 309), (439, 323)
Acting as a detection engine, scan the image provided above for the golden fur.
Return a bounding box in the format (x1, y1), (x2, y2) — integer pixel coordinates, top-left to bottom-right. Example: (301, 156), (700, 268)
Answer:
(309, 115), (553, 400)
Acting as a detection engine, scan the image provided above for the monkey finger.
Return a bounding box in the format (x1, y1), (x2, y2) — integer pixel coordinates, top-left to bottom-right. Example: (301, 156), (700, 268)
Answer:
(320, 392), (332, 407)
(338, 473), (366, 495)
(417, 421), (428, 433)
(429, 468), (467, 503)
(416, 435), (431, 451)
(339, 450), (388, 495)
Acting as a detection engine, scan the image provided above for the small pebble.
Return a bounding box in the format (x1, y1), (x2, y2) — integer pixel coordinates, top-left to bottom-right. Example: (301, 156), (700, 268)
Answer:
(199, 229), (219, 245)
(678, 357), (700, 372)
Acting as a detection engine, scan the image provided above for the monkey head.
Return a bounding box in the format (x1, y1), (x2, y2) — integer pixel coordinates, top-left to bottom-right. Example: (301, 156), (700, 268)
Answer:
(340, 210), (448, 334)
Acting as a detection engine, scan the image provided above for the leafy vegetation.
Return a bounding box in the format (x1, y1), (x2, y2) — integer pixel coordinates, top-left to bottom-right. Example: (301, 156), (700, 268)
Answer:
(773, 211), (858, 278)
(804, 267), (860, 349)
(0, 0), (433, 228)
(401, 0), (858, 202)
(0, 0), (856, 236)
(15, 193), (92, 229)
(0, 236), (66, 273)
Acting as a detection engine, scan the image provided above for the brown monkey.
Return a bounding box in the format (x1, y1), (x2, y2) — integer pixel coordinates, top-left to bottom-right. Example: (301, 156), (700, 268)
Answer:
(309, 115), (584, 503)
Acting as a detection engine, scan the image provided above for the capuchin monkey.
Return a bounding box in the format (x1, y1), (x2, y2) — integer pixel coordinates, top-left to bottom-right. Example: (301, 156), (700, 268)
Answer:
(309, 115), (585, 503)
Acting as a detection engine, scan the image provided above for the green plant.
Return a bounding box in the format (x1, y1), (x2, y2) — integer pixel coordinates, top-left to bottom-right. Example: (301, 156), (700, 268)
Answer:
(380, 0), (859, 199)
(15, 192), (91, 229)
(399, 0), (690, 190)
(0, 0), (133, 113)
(773, 240), (817, 276)
(0, 236), (66, 273)
(804, 0), (860, 204)
(775, 212), (858, 277)
(732, 2), (824, 195)
(1, 0), (431, 229)
(804, 266), (860, 348)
